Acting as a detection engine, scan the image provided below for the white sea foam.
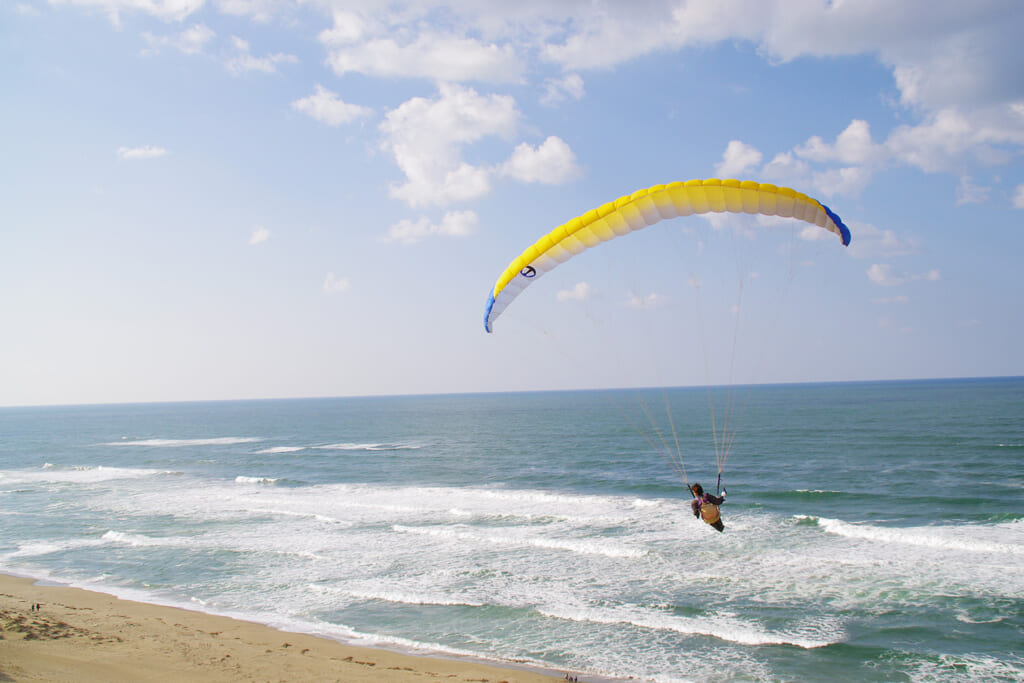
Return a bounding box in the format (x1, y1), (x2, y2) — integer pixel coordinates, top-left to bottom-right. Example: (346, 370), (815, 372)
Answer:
(312, 442), (421, 451)
(11, 542), (76, 557)
(305, 621), (499, 666)
(5, 384), (1021, 683)
(9, 476), (1015, 682)
(235, 476), (279, 485)
(105, 437), (263, 447)
(101, 530), (170, 547)
(0, 465), (168, 486)
(174, 481), (647, 528)
(902, 652), (1024, 683)
(11, 536), (112, 557)
(6, 476), (1017, 683)
(391, 523), (647, 559)
(537, 603), (843, 649)
(97, 526), (328, 562)
(813, 517), (1024, 555)
(253, 508), (353, 526)
(367, 484), (673, 526)
(347, 589), (487, 608)
(954, 611), (1006, 625)
(199, 584), (514, 664)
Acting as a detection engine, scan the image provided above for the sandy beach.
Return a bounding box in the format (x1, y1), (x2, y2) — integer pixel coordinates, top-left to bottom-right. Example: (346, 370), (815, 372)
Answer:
(0, 574), (565, 682)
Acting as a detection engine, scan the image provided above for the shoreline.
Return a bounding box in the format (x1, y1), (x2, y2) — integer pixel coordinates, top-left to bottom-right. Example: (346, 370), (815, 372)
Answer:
(0, 573), (569, 682)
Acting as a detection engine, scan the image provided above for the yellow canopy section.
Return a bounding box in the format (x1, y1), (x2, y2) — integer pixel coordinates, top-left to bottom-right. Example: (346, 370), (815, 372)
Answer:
(484, 179), (850, 332)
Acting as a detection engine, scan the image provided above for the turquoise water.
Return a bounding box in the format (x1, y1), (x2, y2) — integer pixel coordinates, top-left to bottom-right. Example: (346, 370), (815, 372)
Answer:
(1, 378), (1022, 682)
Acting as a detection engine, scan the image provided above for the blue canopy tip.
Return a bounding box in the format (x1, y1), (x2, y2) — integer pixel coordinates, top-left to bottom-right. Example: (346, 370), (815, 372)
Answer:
(821, 203), (851, 246)
(484, 292), (496, 333)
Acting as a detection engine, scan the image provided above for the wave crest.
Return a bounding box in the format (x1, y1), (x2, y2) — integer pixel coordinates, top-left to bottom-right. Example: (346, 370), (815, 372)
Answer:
(805, 516), (1024, 555)
(105, 437), (263, 447)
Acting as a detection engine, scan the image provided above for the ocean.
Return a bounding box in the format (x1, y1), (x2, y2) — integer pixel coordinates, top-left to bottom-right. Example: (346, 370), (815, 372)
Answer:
(1, 378), (1022, 682)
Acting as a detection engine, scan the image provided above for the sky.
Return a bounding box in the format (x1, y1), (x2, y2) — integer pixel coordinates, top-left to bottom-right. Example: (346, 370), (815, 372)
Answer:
(2, 0), (1023, 407)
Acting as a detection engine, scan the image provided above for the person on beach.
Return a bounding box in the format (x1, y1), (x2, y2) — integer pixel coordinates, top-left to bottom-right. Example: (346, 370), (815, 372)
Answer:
(690, 483), (726, 532)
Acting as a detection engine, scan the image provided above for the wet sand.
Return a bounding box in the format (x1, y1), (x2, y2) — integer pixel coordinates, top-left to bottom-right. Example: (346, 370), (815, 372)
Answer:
(0, 573), (565, 682)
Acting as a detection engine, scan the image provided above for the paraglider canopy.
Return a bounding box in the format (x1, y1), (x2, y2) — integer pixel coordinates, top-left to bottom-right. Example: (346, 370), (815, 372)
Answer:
(484, 179), (849, 333)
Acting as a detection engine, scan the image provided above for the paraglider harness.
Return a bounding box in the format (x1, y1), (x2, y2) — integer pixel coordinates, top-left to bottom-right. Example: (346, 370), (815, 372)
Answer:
(692, 474), (726, 526)
(699, 499), (721, 525)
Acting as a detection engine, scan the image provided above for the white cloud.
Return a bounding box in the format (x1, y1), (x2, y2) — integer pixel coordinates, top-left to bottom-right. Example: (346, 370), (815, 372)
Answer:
(810, 166), (873, 198)
(249, 226), (270, 245)
(872, 295), (910, 305)
(651, 3), (1022, 121)
(318, 10), (367, 45)
(540, 73), (585, 106)
(48, 1), (1024, 224)
(247, 0), (1024, 127)
(292, 85), (372, 126)
(117, 145), (166, 160)
(760, 106), (1015, 200)
(797, 224), (830, 243)
(49, 0), (1024, 122)
(715, 140), (762, 178)
(548, 3), (1024, 198)
(867, 264), (902, 287)
(846, 222), (921, 260)
(217, 0), (280, 22)
(501, 136), (580, 185)
(380, 86), (581, 206)
(384, 210), (479, 245)
(226, 36), (297, 76)
(50, 0), (203, 25)
(557, 282), (592, 302)
(1013, 183), (1024, 209)
(385, 218), (433, 244)
(701, 211), (769, 240)
(176, 21), (213, 53)
(324, 33), (523, 83)
(886, 109), (977, 173)
(882, 17), (1024, 112)
(955, 175), (990, 205)
(626, 292), (667, 309)
(142, 22), (214, 55)
(728, 124), (877, 199)
(788, 120), (888, 198)
(314, 4), (537, 81)
(541, 3), (694, 71)
(760, 151), (811, 187)
(379, 84), (518, 208)
(867, 264), (941, 286)
(796, 120), (886, 166)
(323, 272), (351, 294)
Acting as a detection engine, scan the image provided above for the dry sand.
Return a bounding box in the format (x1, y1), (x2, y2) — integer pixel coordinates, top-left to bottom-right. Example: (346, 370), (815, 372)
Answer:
(0, 574), (567, 682)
